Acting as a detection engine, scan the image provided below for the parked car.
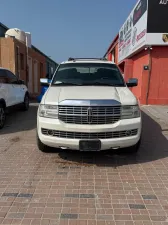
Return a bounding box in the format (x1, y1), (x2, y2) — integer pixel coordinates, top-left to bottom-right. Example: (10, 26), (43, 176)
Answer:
(37, 58), (142, 153)
(37, 79), (51, 103)
(0, 68), (29, 129)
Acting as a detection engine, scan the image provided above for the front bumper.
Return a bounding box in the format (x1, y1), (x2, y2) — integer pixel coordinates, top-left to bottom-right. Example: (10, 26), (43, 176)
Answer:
(37, 117), (142, 151)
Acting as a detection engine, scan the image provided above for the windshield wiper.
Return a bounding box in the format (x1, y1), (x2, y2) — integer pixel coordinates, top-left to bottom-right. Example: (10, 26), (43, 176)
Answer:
(52, 82), (82, 86)
(82, 82), (125, 87)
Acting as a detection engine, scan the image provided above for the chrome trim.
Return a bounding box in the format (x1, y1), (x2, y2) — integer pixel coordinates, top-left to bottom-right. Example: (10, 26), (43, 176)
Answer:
(59, 99), (121, 106)
(58, 105), (121, 125)
(41, 128), (138, 139)
(87, 107), (92, 124)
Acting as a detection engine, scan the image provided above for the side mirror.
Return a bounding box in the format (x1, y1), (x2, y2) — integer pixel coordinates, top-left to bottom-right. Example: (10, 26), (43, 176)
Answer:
(40, 78), (51, 86)
(126, 78), (138, 87)
(18, 80), (25, 85)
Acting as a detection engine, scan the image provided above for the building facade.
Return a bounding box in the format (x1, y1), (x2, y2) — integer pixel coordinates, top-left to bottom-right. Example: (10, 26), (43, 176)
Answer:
(32, 46), (58, 79)
(0, 22), (58, 96)
(104, 0), (168, 105)
(0, 36), (46, 96)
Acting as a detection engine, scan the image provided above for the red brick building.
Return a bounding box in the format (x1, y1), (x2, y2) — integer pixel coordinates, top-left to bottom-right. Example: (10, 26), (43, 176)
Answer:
(0, 23), (58, 97)
(104, 0), (168, 105)
(0, 37), (46, 96)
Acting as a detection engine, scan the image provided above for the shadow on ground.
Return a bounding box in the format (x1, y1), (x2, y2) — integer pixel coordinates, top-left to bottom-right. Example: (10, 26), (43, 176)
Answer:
(1, 103), (168, 166)
(56, 111), (168, 166)
(0, 103), (38, 135)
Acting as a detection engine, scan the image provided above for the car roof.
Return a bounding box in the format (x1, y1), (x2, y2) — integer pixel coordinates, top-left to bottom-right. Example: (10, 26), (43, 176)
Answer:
(60, 58), (115, 65)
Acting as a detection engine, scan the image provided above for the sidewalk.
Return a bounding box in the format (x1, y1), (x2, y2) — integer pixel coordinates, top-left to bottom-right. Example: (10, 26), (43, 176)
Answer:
(142, 105), (168, 139)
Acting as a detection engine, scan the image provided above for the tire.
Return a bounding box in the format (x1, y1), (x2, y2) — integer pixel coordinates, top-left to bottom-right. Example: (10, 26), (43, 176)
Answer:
(125, 137), (141, 154)
(21, 93), (29, 111)
(37, 132), (50, 152)
(0, 103), (6, 129)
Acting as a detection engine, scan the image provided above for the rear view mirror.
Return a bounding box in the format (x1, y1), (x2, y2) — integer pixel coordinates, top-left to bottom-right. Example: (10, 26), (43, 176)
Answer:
(126, 78), (138, 87)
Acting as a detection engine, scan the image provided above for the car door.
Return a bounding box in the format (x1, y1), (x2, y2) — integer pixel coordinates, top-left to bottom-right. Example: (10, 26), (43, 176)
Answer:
(5, 70), (22, 104)
(0, 69), (13, 107)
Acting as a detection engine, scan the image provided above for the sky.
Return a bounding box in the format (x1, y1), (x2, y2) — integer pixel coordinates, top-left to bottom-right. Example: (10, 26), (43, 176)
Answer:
(1, 0), (137, 63)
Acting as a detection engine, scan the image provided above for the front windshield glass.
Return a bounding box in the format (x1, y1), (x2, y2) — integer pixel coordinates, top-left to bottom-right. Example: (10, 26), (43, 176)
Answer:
(52, 63), (125, 87)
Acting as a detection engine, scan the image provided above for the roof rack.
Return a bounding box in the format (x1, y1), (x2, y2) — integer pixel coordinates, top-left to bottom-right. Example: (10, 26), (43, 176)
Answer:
(68, 57), (107, 62)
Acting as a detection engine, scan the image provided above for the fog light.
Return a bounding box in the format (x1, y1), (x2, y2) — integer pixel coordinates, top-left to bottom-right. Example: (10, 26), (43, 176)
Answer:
(48, 130), (54, 136)
(125, 130), (131, 136)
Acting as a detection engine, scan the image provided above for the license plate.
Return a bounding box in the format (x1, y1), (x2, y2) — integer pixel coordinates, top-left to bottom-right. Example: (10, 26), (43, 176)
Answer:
(79, 140), (101, 151)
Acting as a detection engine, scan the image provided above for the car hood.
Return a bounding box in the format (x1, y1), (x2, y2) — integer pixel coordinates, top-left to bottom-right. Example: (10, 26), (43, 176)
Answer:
(43, 86), (137, 105)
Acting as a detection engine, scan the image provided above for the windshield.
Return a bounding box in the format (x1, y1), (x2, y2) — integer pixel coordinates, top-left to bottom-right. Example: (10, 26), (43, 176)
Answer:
(52, 63), (125, 87)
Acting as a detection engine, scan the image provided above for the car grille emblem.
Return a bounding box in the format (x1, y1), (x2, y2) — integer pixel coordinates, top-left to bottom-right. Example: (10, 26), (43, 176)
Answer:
(87, 107), (93, 124)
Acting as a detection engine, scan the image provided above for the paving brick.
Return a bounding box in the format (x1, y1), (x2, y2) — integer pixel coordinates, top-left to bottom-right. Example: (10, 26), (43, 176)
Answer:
(129, 204), (146, 209)
(24, 213), (42, 219)
(61, 214), (78, 219)
(142, 195), (158, 200)
(80, 194), (95, 198)
(7, 213), (25, 219)
(114, 215), (132, 221)
(2, 193), (18, 197)
(150, 216), (167, 221)
(0, 104), (168, 223)
(18, 193), (33, 198)
(65, 194), (80, 198)
(56, 172), (68, 175)
(21, 219), (32, 225)
(97, 215), (114, 220)
(132, 215), (151, 221)
(30, 219), (41, 225)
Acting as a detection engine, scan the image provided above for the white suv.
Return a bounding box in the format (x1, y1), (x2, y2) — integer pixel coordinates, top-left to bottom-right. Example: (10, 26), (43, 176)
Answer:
(0, 68), (29, 129)
(37, 58), (142, 153)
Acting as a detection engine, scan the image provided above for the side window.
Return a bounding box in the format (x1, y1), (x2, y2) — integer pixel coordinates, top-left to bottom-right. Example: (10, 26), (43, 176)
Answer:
(6, 70), (18, 84)
(0, 70), (8, 84)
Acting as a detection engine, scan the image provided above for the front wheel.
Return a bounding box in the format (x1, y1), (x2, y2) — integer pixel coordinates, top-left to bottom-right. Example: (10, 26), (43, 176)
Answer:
(21, 94), (29, 111)
(0, 104), (6, 129)
(36, 133), (50, 152)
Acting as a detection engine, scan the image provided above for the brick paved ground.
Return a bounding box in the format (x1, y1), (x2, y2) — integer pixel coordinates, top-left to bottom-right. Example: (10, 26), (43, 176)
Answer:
(0, 104), (168, 225)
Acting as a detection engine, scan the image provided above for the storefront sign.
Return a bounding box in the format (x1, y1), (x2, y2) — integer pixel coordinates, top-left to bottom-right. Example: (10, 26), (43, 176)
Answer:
(118, 0), (147, 63)
(159, 0), (168, 5)
(147, 0), (168, 44)
(118, 0), (168, 63)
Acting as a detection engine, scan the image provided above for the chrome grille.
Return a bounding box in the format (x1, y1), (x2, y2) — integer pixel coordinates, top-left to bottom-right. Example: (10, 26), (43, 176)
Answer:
(41, 128), (138, 139)
(58, 106), (121, 124)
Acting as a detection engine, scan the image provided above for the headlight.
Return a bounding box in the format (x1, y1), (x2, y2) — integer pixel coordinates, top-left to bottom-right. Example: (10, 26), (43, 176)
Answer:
(121, 105), (140, 119)
(39, 104), (58, 118)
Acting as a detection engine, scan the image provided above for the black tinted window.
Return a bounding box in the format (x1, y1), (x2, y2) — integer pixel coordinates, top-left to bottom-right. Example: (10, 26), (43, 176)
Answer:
(6, 71), (18, 84)
(52, 63), (125, 87)
(0, 70), (8, 84)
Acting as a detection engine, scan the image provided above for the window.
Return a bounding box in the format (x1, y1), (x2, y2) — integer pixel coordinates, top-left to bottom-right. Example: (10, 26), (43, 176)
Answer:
(52, 63), (125, 87)
(20, 53), (24, 70)
(6, 70), (18, 84)
(0, 70), (8, 84)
